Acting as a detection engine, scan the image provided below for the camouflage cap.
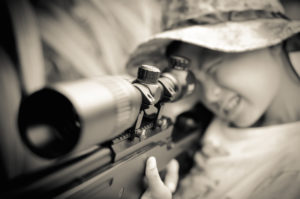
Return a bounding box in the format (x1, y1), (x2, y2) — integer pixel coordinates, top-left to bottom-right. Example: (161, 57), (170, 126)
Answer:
(127, 0), (300, 71)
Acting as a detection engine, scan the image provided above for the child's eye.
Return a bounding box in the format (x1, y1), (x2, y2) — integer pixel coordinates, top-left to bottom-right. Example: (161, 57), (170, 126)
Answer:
(204, 58), (222, 76)
(206, 64), (218, 75)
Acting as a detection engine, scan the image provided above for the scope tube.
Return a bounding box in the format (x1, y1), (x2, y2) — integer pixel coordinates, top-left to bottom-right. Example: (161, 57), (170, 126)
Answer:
(18, 76), (142, 159)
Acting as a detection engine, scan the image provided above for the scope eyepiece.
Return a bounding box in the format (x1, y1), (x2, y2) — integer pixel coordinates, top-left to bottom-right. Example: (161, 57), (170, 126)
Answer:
(169, 55), (190, 70)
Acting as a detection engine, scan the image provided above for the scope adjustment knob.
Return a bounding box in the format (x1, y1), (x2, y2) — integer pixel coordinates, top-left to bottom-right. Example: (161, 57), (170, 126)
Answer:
(137, 65), (161, 84)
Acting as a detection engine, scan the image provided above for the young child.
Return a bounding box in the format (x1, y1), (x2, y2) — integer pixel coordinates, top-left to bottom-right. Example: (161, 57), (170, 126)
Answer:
(126, 0), (300, 198)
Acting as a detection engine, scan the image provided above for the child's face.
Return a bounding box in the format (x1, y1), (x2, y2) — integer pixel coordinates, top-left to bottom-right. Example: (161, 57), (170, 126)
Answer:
(171, 43), (282, 127)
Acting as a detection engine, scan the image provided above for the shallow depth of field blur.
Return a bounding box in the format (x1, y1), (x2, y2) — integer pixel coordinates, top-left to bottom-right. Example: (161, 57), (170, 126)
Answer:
(0, 0), (299, 185)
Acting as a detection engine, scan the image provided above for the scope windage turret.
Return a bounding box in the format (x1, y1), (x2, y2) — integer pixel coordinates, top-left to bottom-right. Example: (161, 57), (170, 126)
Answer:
(18, 77), (142, 159)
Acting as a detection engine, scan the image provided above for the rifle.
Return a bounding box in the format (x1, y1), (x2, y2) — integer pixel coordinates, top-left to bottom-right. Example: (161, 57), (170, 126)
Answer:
(2, 57), (212, 199)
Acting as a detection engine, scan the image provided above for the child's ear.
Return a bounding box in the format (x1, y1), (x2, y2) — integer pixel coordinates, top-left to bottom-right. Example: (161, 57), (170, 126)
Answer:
(284, 33), (300, 78)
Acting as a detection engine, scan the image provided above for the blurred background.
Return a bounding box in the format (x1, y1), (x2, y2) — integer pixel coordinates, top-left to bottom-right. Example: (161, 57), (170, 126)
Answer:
(283, 0), (300, 20)
(0, 0), (299, 187)
(0, 0), (163, 187)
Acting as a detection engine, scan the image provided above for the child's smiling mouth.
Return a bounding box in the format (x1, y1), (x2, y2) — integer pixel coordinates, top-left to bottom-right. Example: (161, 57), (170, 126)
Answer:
(222, 95), (241, 117)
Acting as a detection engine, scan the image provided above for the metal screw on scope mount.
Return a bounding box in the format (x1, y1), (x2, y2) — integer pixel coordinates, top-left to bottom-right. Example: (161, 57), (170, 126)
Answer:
(157, 118), (168, 130)
(135, 129), (147, 140)
(169, 55), (190, 70)
(137, 65), (161, 84)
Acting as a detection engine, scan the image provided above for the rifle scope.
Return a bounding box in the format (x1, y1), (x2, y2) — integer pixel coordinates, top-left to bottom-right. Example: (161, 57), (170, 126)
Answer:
(18, 76), (142, 159)
(18, 58), (196, 159)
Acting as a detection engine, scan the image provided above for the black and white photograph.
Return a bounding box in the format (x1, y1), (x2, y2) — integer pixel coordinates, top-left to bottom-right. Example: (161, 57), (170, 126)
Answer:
(0, 0), (300, 198)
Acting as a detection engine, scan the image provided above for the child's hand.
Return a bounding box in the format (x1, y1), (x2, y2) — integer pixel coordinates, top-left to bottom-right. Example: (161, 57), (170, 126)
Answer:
(141, 157), (179, 199)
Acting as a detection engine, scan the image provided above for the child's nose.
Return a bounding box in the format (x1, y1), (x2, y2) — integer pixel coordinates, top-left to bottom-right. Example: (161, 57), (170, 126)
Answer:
(202, 78), (222, 103)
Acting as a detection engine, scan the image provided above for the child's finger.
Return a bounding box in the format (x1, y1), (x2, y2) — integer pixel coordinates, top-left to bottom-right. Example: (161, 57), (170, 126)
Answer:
(143, 156), (172, 199)
(140, 190), (152, 199)
(164, 159), (179, 193)
(145, 156), (165, 191)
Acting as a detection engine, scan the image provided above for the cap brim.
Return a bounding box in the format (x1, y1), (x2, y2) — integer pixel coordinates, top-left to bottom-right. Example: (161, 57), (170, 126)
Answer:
(127, 18), (300, 72)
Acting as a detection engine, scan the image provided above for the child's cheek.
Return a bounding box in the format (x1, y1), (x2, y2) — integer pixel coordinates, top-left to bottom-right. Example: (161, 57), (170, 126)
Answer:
(215, 64), (255, 96)
(213, 66), (238, 89)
